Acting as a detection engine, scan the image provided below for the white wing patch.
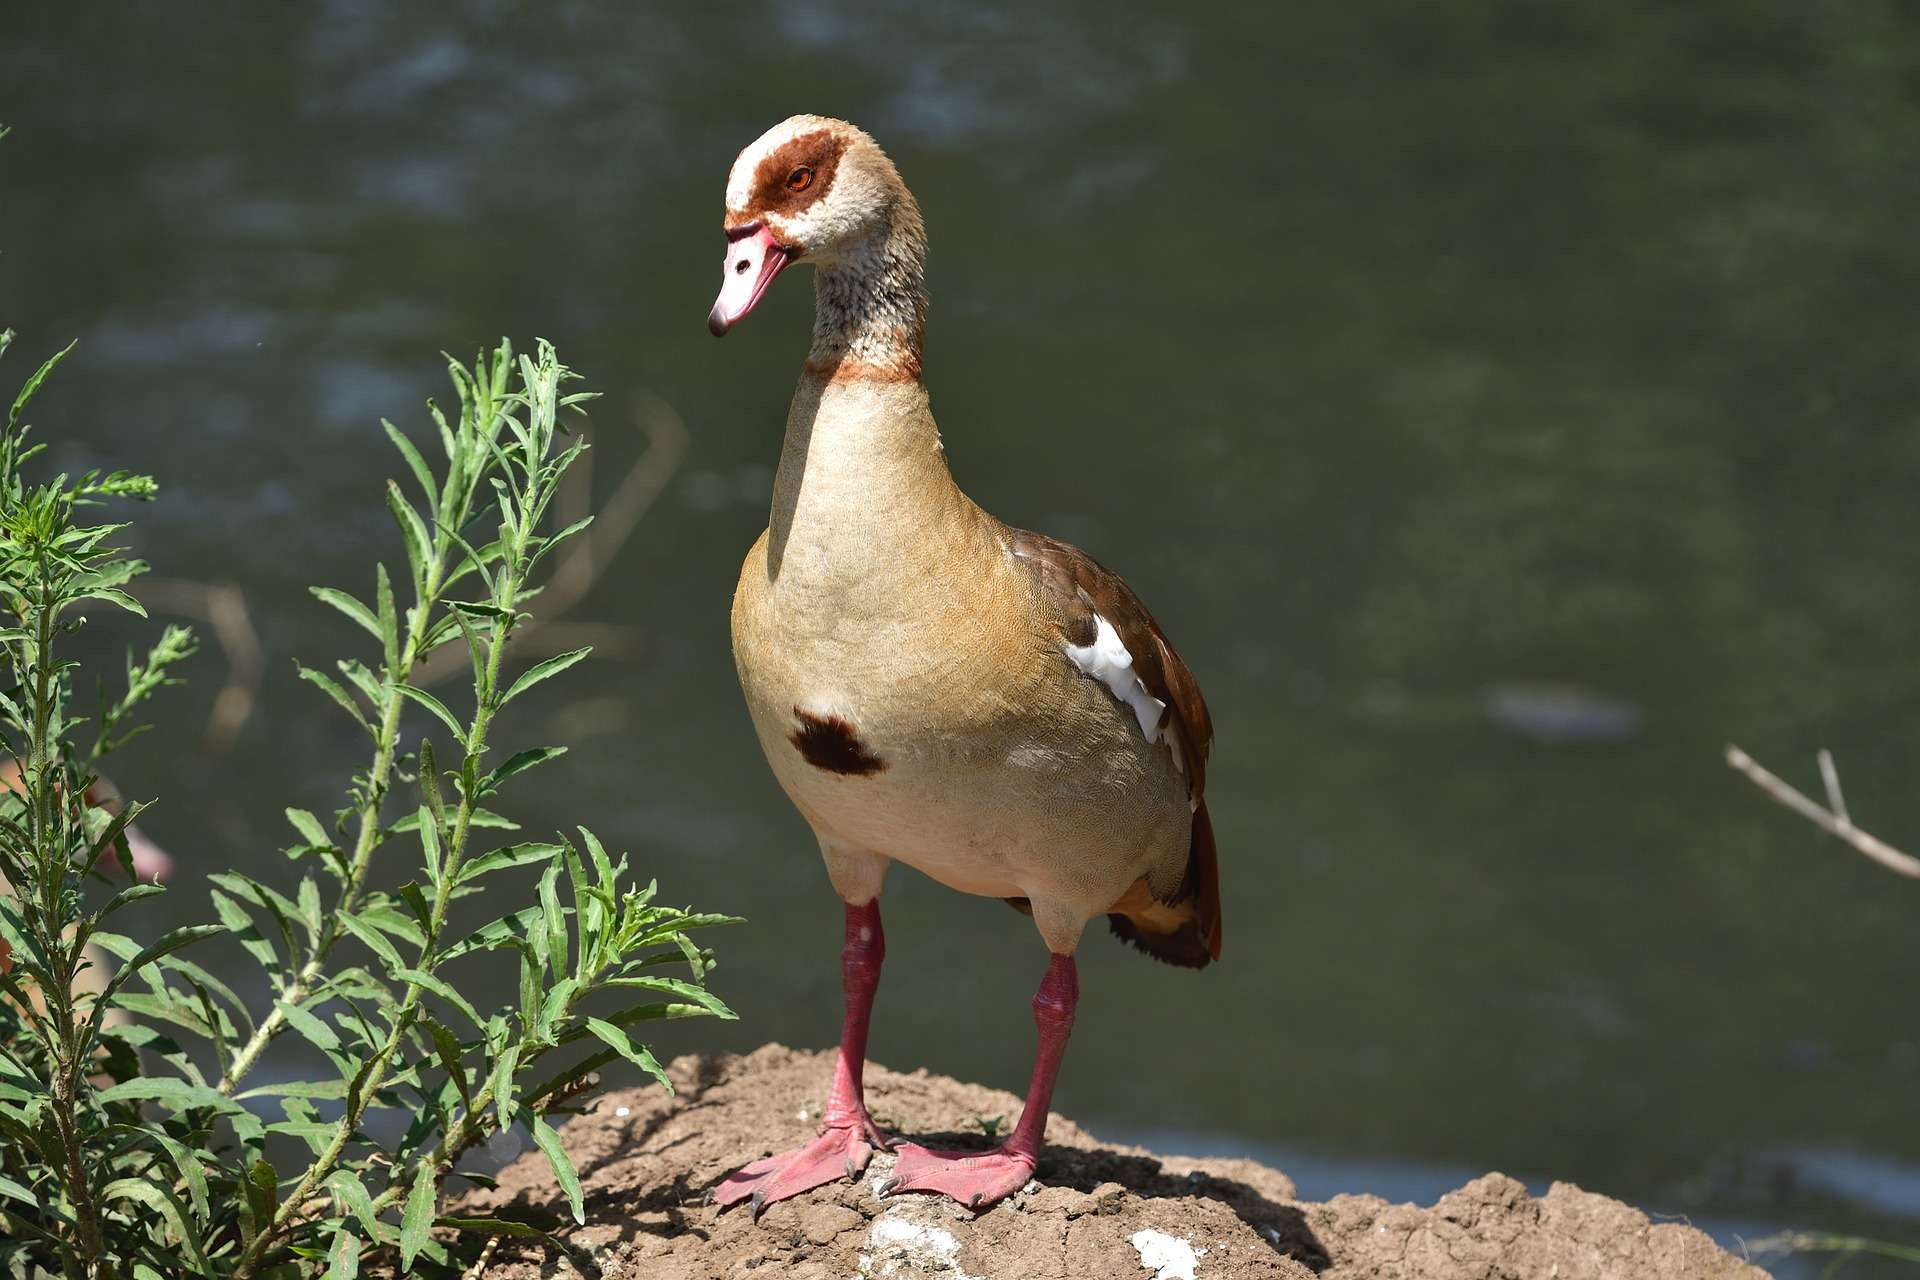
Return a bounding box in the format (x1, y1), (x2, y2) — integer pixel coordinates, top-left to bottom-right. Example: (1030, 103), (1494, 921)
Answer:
(1064, 614), (1168, 744)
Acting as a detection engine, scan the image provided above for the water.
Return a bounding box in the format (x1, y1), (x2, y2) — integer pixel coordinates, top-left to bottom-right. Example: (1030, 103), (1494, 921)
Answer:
(6, 3), (1920, 1269)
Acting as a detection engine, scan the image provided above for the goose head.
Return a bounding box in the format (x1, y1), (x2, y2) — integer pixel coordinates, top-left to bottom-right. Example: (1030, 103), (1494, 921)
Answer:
(708, 115), (920, 338)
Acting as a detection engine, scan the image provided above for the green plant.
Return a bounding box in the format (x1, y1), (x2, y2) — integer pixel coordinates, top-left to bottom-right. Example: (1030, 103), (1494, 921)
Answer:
(0, 332), (736, 1279)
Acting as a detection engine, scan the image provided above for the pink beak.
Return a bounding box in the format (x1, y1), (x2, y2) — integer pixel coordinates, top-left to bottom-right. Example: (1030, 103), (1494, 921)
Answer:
(709, 224), (793, 337)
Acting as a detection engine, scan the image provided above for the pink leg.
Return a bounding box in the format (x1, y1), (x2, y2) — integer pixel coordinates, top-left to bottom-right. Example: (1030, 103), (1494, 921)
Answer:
(713, 900), (890, 1215)
(883, 953), (1078, 1211)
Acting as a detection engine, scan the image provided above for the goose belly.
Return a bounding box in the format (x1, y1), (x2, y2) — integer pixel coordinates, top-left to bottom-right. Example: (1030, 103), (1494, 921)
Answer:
(729, 529), (1188, 911)
(736, 662), (1188, 909)
(761, 718), (1032, 897)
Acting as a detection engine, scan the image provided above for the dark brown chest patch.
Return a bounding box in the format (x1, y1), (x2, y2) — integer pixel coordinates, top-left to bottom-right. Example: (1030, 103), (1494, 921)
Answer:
(790, 708), (886, 776)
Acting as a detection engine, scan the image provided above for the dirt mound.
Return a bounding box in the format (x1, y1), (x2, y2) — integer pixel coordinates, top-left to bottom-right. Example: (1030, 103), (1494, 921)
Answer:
(456, 1044), (1766, 1280)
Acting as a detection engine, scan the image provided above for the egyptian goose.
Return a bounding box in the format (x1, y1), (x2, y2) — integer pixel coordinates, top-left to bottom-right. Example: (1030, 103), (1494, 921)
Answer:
(709, 116), (1221, 1214)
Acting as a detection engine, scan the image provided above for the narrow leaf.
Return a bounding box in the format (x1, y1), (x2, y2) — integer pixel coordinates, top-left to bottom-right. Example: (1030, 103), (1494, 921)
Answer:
(602, 975), (736, 1019)
(328, 1227), (360, 1280)
(245, 1158), (279, 1243)
(376, 561), (400, 673)
(336, 912), (404, 972)
(499, 646), (591, 707)
(423, 1017), (471, 1106)
(434, 1215), (559, 1244)
(383, 418), (438, 508)
(126, 1126), (210, 1223)
(208, 891), (278, 970)
(390, 806), (517, 833)
(395, 966), (485, 1032)
(310, 586), (381, 641)
(400, 1160), (436, 1269)
(102, 1177), (211, 1276)
(438, 905), (544, 962)
(97, 1076), (237, 1113)
(235, 1079), (350, 1102)
(482, 746), (567, 794)
(94, 882), (166, 922)
(97, 925), (224, 1004)
(539, 860), (566, 978)
(490, 1042), (521, 1129)
(527, 1110), (585, 1224)
(394, 683), (466, 745)
(78, 587), (147, 616)
(273, 1000), (342, 1055)
(583, 1017), (672, 1091)
(386, 479), (434, 589)
(328, 1169), (382, 1242)
(296, 663), (371, 733)
(285, 807), (333, 851)
(10, 338), (77, 426)
(454, 841), (563, 885)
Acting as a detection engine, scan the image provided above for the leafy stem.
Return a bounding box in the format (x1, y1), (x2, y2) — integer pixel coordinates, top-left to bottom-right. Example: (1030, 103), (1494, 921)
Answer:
(230, 345), (582, 1277)
(215, 353), (521, 1096)
(0, 337), (160, 1279)
(0, 327), (734, 1280)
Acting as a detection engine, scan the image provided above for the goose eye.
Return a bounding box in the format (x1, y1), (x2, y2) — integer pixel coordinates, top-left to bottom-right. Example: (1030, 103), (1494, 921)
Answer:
(786, 166), (815, 193)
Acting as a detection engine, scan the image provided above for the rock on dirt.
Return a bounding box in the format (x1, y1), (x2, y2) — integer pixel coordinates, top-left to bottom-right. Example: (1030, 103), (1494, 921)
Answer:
(453, 1044), (1767, 1280)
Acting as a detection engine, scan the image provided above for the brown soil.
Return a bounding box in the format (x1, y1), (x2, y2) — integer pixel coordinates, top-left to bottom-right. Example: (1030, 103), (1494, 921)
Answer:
(455, 1044), (1767, 1280)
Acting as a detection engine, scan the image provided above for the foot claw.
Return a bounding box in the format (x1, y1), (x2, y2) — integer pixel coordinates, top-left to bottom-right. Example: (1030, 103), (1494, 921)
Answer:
(879, 1142), (1036, 1212)
(712, 1121), (884, 1214)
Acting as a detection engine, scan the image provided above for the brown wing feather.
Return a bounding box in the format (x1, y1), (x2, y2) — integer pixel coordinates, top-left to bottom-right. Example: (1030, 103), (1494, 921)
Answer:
(1007, 529), (1223, 966)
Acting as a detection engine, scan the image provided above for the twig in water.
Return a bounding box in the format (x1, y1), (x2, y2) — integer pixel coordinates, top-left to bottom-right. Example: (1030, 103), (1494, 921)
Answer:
(1816, 748), (1849, 826)
(414, 389), (687, 689)
(547, 390), (689, 613)
(138, 389), (685, 740)
(138, 577), (265, 751)
(1725, 745), (1920, 880)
